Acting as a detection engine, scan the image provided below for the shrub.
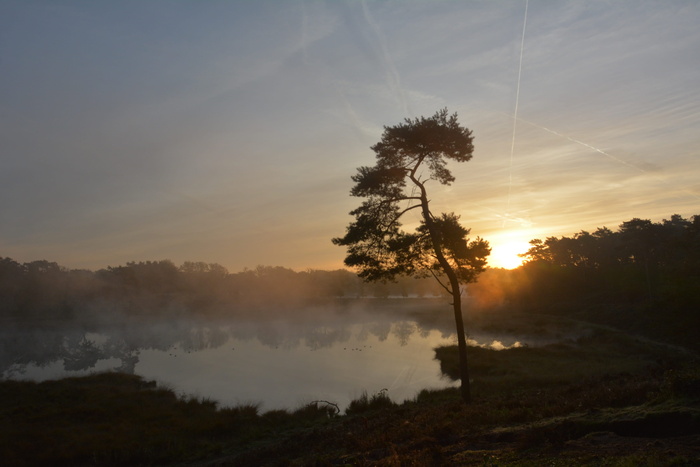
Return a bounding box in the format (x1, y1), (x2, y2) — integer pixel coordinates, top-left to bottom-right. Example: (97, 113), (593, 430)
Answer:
(346, 389), (396, 415)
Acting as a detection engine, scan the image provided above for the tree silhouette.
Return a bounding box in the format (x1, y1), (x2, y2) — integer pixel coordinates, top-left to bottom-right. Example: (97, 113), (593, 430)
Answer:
(519, 214), (700, 308)
(333, 109), (490, 403)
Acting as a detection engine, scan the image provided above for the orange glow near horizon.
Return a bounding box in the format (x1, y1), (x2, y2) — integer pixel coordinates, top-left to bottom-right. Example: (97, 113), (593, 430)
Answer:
(488, 237), (531, 269)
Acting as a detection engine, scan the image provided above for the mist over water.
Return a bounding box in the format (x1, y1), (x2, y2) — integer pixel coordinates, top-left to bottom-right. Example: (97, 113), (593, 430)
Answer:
(1, 306), (439, 410)
(0, 301), (534, 411)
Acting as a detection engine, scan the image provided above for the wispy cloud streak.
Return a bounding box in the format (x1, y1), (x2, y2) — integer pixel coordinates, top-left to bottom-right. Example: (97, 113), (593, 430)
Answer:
(506, 0), (529, 226)
(517, 117), (700, 202)
(519, 118), (649, 173)
(360, 0), (410, 116)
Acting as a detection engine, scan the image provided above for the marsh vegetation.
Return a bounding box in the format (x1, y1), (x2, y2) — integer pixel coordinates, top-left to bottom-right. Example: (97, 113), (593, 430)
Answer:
(2, 312), (698, 466)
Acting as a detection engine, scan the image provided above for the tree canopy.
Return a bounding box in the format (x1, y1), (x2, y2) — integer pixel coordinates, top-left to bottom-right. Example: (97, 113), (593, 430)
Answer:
(333, 109), (490, 403)
(333, 109), (489, 293)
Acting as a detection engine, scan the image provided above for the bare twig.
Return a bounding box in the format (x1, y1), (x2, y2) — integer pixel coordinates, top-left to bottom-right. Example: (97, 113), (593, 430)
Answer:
(309, 400), (340, 416)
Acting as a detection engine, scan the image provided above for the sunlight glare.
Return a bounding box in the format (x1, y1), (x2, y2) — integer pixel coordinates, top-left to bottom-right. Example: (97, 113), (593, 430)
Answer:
(489, 239), (531, 269)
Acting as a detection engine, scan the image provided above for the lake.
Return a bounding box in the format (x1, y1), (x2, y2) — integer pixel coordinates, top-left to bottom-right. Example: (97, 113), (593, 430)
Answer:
(0, 300), (524, 411)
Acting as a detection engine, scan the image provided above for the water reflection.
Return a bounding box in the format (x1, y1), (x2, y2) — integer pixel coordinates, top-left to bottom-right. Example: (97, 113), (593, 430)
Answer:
(2, 305), (467, 409)
(0, 303), (527, 410)
(2, 320), (439, 375)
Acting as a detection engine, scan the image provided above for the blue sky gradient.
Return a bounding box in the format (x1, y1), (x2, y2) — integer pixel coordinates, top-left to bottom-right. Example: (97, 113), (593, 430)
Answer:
(2, 0), (699, 270)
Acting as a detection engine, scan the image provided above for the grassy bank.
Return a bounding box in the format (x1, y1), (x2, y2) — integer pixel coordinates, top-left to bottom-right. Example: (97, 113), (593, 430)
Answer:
(2, 320), (699, 466)
(0, 372), (346, 466)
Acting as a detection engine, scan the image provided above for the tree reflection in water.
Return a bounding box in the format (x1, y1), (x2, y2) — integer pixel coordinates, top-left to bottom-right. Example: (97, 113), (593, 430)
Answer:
(2, 301), (523, 409)
(2, 312), (449, 377)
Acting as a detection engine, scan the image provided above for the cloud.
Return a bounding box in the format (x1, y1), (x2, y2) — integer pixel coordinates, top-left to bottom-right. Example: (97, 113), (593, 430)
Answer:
(359, 0), (410, 115)
(1, 0), (699, 272)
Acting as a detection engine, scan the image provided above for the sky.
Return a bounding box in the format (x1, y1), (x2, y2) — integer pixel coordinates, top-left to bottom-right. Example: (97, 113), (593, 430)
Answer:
(2, 0), (699, 272)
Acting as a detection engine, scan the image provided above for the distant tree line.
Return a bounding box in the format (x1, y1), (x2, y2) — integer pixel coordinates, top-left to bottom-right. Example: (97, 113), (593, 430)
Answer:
(513, 214), (700, 306)
(2, 213), (697, 349)
(489, 214), (700, 350)
(0, 259), (445, 323)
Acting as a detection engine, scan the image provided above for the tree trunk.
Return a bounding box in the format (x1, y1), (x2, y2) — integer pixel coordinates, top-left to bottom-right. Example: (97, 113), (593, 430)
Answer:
(414, 180), (472, 404)
(450, 280), (471, 404)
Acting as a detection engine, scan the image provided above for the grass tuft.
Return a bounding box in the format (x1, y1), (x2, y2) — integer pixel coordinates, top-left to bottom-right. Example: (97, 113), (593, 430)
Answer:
(345, 388), (396, 415)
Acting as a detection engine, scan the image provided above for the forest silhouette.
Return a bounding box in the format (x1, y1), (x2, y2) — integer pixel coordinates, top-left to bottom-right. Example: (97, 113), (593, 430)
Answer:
(2, 213), (698, 351)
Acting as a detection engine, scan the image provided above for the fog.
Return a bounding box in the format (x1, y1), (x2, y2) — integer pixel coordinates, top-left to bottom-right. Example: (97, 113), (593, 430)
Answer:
(10, 218), (694, 410)
(1, 298), (555, 410)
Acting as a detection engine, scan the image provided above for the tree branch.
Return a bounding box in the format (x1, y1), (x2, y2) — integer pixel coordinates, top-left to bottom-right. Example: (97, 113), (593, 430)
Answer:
(396, 203), (422, 218)
(429, 269), (453, 296)
(309, 400), (340, 416)
(375, 201), (423, 233)
(380, 196), (423, 205)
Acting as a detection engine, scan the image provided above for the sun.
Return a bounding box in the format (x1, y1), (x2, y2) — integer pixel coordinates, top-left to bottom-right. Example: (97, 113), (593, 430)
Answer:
(489, 239), (531, 269)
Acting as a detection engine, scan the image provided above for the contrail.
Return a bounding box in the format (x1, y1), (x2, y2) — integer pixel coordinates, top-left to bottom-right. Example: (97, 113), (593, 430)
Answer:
(360, 0), (411, 116)
(299, 0), (309, 64)
(333, 80), (375, 139)
(495, 212), (533, 228)
(506, 0), (529, 222)
(518, 117), (647, 173)
(517, 116), (700, 202)
(471, 199), (534, 229)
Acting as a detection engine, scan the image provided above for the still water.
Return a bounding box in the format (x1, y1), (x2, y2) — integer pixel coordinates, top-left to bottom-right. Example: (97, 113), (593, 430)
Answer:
(1, 305), (478, 411)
